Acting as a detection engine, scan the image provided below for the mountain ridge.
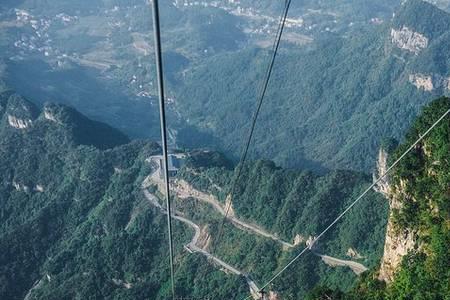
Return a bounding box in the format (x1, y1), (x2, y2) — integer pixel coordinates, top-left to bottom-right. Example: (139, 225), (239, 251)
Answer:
(0, 91), (130, 150)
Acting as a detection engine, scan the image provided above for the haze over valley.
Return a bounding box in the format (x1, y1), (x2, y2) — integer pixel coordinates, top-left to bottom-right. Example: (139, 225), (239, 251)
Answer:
(0, 1), (449, 299)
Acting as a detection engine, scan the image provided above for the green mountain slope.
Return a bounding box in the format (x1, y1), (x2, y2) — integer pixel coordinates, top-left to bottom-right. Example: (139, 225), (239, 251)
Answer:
(0, 91), (391, 299)
(176, 154), (389, 298)
(0, 92), (248, 299)
(174, 0), (450, 172)
(1, 93), (445, 300)
(308, 97), (450, 299)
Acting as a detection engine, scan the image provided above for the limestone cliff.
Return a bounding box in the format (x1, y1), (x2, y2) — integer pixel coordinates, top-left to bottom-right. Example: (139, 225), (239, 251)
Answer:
(378, 203), (417, 282)
(375, 148), (418, 283)
(391, 26), (429, 54)
(7, 115), (33, 129)
(375, 100), (449, 283)
(409, 73), (450, 92)
(373, 148), (391, 197)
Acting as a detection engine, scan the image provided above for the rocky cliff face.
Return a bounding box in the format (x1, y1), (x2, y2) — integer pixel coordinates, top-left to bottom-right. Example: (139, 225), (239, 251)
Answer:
(43, 107), (60, 123)
(375, 149), (418, 283)
(373, 148), (391, 197)
(409, 73), (450, 92)
(378, 208), (417, 282)
(2, 92), (38, 129)
(7, 115), (33, 129)
(391, 26), (429, 54)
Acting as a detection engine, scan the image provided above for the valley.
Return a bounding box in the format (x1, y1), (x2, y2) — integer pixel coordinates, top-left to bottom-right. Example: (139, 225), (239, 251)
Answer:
(0, 0), (449, 299)
(0, 0), (431, 172)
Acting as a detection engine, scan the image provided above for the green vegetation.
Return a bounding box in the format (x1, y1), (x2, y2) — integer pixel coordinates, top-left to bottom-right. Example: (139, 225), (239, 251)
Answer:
(308, 97), (450, 299)
(178, 156), (388, 297)
(0, 90), (390, 299)
(0, 91), (248, 299)
(2, 93), (447, 300)
(174, 0), (450, 172)
(4, 0), (448, 173)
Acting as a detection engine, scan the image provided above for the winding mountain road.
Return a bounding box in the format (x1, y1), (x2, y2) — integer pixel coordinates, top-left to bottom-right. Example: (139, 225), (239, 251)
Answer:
(143, 156), (368, 296)
(174, 179), (295, 249)
(314, 253), (368, 275)
(146, 156), (295, 249)
(143, 189), (260, 296)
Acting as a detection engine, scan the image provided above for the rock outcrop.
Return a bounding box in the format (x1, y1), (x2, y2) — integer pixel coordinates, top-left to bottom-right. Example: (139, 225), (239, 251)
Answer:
(409, 73), (450, 92)
(34, 185), (44, 193)
(376, 148), (420, 283)
(7, 115), (32, 129)
(43, 108), (60, 123)
(408, 73), (434, 91)
(12, 181), (30, 192)
(373, 148), (391, 197)
(293, 234), (304, 246)
(391, 26), (429, 54)
(346, 247), (363, 259)
(378, 213), (416, 282)
(374, 146), (418, 282)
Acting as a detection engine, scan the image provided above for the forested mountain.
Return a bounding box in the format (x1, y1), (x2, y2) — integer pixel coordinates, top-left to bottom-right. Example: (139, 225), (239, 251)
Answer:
(1, 0), (449, 299)
(0, 91), (248, 299)
(310, 97), (450, 299)
(3, 0), (445, 172)
(0, 91), (390, 299)
(174, 0), (450, 172)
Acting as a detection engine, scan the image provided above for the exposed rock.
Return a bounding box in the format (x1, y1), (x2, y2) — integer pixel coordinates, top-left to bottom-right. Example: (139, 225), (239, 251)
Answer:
(409, 74), (434, 91)
(346, 247), (364, 259)
(391, 26), (429, 54)
(34, 185), (44, 192)
(409, 73), (450, 92)
(112, 278), (133, 289)
(7, 115), (32, 129)
(373, 148), (391, 197)
(378, 216), (416, 282)
(43, 108), (60, 123)
(293, 234), (304, 246)
(378, 173), (418, 282)
(374, 143), (420, 282)
(306, 235), (317, 250)
(12, 181), (30, 192)
(268, 291), (280, 300)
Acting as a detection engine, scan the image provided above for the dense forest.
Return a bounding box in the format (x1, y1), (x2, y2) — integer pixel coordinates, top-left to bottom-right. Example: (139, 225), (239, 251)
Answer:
(174, 0), (450, 172)
(0, 90), (390, 299)
(3, 0), (450, 174)
(310, 97), (450, 299)
(178, 156), (388, 298)
(0, 93), (448, 299)
(1, 1), (449, 299)
(0, 91), (248, 299)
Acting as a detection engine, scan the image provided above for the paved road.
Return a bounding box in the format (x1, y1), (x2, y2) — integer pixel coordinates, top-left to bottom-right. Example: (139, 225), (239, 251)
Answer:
(173, 179), (295, 249)
(145, 156), (367, 294)
(314, 253), (368, 275)
(146, 155), (295, 249)
(143, 189), (260, 296)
